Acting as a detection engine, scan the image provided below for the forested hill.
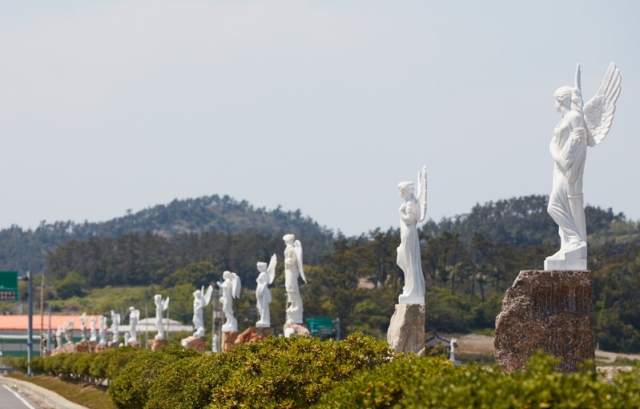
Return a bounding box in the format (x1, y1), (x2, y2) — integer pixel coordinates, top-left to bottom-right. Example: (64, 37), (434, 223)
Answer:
(0, 195), (333, 273)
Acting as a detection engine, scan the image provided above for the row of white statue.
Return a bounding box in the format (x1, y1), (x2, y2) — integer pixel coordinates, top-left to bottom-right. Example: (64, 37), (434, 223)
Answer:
(55, 63), (622, 348)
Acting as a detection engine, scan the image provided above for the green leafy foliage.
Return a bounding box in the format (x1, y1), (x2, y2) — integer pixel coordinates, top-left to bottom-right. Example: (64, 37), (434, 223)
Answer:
(111, 334), (394, 409)
(313, 352), (640, 409)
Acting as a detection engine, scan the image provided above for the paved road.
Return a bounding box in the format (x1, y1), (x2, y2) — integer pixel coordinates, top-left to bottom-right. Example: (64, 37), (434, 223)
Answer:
(0, 383), (42, 409)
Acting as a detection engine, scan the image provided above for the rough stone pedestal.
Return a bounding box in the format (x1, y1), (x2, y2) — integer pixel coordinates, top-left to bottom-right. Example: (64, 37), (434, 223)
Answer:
(181, 336), (206, 353)
(221, 331), (238, 352)
(235, 327), (274, 346)
(283, 323), (310, 337)
(95, 343), (108, 353)
(126, 340), (140, 348)
(148, 339), (169, 351)
(387, 304), (425, 354)
(495, 270), (594, 372)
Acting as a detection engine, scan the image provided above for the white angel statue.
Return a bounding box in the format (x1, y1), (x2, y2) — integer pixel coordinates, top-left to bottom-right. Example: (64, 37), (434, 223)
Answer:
(55, 326), (63, 349)
(80, 313), (87, 342)
(89, 316), (97, 342)
(396, 166), (427, 304)
(64, 320), (74, 344)
(545, 63), (621, 270)
(154, 294), (170, 340)
(110, 310), (121, 344)
(256, 254), (277, 327)
(99, 316), (107, 345)
(192, 285), (214, 337)
(128, 306), (140, 343)
(217, 271), (241, 332)
(124, 332), (130, 347)
(283, 234), (307, 324)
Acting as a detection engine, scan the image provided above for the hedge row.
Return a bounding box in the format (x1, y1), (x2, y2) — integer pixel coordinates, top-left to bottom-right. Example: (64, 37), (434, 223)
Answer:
(111, 333), (395, 409)
(313, 352), (640, 409)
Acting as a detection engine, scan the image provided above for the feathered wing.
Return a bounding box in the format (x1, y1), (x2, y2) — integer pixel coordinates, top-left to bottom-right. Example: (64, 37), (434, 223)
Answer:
(294, 240), (307, 283)
(416, 166), (427, 222)
(232, 273), (241, 298)
(203, 285), (214, 306)
(162, 297), (170, 311)
(267, 253), (277, 284)
(583, 62), (621, 146)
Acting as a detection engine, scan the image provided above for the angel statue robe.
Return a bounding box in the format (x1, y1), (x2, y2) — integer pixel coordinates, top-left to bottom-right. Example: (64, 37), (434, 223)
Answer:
(396, 198), (425, 304)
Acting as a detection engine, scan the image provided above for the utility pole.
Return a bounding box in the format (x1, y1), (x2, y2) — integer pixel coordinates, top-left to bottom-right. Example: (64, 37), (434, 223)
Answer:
(26, 271), (33, 377)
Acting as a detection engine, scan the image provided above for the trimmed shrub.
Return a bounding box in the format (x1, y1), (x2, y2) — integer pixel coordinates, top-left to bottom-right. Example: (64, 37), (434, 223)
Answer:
(312, 352), (640, 409)
(141, 333), (395, 409)
(108, 345), (199, 409)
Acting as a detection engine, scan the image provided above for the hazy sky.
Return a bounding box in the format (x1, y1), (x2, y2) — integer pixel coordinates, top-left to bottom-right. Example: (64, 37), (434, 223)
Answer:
(0, 1), (638, 236)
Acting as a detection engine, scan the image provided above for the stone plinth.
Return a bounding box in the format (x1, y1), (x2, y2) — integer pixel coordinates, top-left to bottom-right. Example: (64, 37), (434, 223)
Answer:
(148, 339), (169, 351)
(283, 323), (310, 337)
(95, 343), (108, 353)
(108, 341), (120, 349)
(75, 341), (92, 353)
(495, 270), (594, 372)
(127, 340), (140, 348)
(387, 304), (425, 354)
(222, 331), (238, 352)
(181, 336), (206, 353)
(235, 327), (274, 346)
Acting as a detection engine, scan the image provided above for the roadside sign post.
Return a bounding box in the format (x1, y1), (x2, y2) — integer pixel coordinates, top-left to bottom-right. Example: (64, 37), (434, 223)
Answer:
(304, 317), (336, 337)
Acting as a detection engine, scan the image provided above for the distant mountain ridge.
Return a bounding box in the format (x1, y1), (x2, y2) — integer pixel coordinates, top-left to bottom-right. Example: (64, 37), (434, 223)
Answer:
(0, 195), (333, 273)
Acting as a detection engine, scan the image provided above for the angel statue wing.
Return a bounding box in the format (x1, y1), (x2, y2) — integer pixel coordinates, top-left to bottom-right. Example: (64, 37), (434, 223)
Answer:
(162, 297), (170, 311)
(203, 285), (214, 306)
(416, 165), (427, 223)
(578, 62), (621, 147)
(294, 240), (307, 283)
(267, 253), (277, 284)
(231, 273), (241, 299)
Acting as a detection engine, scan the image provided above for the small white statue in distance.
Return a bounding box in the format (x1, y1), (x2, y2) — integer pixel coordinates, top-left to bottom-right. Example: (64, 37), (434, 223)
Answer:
(154, 294), (170, 340)
(128, 307), (140, 343)
(110, 310), (121, 345)
(55, 326), (63, 349)
(99, 316), (107, 345)
(396, 166), (427, 304)
(545, 63), (621, 271)
(80, 313), (87, 342)
(256, 254), (277, 327)
(217, 271), (241, 332)
(89, 316), (97, 342)
(283, 234), (307, 324)
(192, 285), (214, 337)
(124, 332), (130, 346)
(64, 320), (74, 344)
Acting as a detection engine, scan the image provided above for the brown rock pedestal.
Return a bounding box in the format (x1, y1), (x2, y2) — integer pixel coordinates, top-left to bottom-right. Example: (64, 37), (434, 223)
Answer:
(75, 341), (92, 353)
(235, 327), (274, 346)
(95, 343), (108, 353)
(222, 331), (238, 352)
(387, 304), (426, 354)
(148, 339), (169, 351)
(495, 270), (595, 372)
(126, 340), (140, 348)
(181, 336), (206, 353)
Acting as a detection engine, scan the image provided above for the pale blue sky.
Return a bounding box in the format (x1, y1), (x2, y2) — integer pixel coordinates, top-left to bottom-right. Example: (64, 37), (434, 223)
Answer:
(0, 1), (638, 235)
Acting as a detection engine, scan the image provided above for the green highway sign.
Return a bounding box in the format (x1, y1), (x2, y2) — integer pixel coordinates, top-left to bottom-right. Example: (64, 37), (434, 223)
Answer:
(0, 271), (18, 301)
(305, 317), (334, 336)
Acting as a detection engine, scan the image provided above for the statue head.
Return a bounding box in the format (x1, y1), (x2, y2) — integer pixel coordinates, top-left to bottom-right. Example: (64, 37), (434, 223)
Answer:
(222, 271), (232, 280)
(129, 306), (135, 312)
(283, 234), (295, 245)
(257, 261), (267, 272)
(554, 86), (582, 114)
(154, 294), (162, 303)
(397, 181), (414, 200)
(193, 289), (201, 298)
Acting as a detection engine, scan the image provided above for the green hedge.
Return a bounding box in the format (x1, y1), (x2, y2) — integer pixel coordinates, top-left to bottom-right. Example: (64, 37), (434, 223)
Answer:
(108, 333), (395, 409)
(312, 352), (640, 409)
